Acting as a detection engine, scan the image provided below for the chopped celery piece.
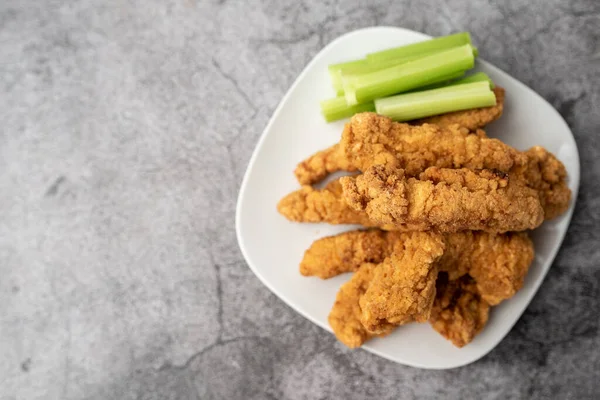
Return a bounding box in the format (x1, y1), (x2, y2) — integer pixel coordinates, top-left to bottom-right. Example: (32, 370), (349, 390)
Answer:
(366, 32), (472, 64)
(414, 70), (466, 88)
(320, 96), (375, 122)
(446, 72), (494, 88)
(343, 44), (476, 105)
(336, 51), (438, 80)
(414, 72), (494, 92)
(328, 59), (368, 92)
(375, 81), (496, 121)
(331, 47), (472, 91)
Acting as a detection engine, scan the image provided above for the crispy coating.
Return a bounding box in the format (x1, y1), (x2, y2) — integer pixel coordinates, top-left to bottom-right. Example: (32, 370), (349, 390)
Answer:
(300, 230), (400, 278)
(328, 263), (394, 348)
(466, 232), (534, 305)
(341, 112), (527, 178)
(415, 87), (505, 130)
(294, 89), (504, 186)
(512, 146), (571, 220)
(341, 112), (570, 219)
(294, 144), (357, 185)
(359, 232), (445, 333)
(301, 229), (534, 305)
(276, 179), (377, 226)
(430, 273), (490, 347)
(440, 231), (534, 304)
(341, 165), (544, 233)
(277, 179), (401, 229)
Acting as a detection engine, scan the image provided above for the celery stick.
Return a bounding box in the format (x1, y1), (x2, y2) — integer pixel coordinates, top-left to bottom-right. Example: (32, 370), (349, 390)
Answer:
(341, 51), (436, 75)
(374, 81), (496, 121)
(416, 70), (466, 88)
(334, 46), (476, 88)
(414, 72), (494, 92)
(320, 96), (375, 122)
(330, 52), (429, 94)
(446, 72), (494, 88)
(328, 59), (368, 92)
(366, 32), (472, 64)
(343, 44), (475, 105)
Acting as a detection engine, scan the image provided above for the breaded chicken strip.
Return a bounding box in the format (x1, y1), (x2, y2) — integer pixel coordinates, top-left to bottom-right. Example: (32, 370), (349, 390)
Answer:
(294, 88), (504, 185)
(277, 179), (401, 229)
(341, 165), (544, 233)
(341, 112), (526, 177)
(430, 273), (490, 347)
(276, 179), (376, 227)
(512, 146), (571, 220)
(359, 232), (445, 334)
(466, 232), (535, 305)
(301, 229), (534, 304)
(328, 263), (394, 348)
(294, 144), (358, 186)
(300, 230), (398, 278)
(342, 112), (571, 219)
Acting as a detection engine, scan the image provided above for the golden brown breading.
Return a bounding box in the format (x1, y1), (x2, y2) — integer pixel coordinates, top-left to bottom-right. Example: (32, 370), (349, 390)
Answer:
(341, 165), (544, 233)
(415, 87), (505, 131)
(467, 232), (534, 305)
(277, 179), (402, 229)
(276, 179), (377, 226)
(300, 230), (400, 278)
(328, 263), (395, 348)
(359, 232), (445, 334)
(511, 146), (571, 220)
(341, 112), (527, 178)
(430, 273), (490, 347)
(301, 230), (534, 305)
(294, 90), (504, 186)
(294, 144), (358, 185)
(341, 112), (570, 220)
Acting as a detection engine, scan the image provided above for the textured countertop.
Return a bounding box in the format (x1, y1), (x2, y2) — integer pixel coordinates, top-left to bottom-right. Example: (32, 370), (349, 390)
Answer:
(2, 1), (599, 399)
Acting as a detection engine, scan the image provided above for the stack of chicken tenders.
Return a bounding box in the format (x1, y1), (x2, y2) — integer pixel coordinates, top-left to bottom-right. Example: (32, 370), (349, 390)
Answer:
(277, 88), (571, 348)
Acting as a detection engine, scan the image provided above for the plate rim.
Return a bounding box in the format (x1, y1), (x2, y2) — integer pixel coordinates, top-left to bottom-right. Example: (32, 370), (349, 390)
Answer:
(235, 26), (581, 369)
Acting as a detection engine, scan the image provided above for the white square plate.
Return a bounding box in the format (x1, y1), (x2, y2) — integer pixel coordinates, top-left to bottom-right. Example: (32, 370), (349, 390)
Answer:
(236, 27), (580, 369)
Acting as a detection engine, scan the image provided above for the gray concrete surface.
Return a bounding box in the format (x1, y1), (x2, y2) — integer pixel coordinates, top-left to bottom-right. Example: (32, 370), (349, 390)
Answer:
(1, 0), (599, 399)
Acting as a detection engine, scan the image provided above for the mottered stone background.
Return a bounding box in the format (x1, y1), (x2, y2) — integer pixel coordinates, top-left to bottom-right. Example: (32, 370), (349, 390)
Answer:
(1, 0), (599, 399)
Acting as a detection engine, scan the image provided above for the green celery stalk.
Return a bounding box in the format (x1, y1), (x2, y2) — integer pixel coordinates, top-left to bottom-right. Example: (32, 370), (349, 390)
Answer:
(445, 72), (494, 88)
(366, 32), (472, 64)
(413, 71), (494, 92)
(414, 70), (466, 88)
(320, 96), (375, 122)
(343, 44), (476, 105)
(328, 59), (368, 92)
(333, 46), (477, 91)
(374, 81), (496, 121)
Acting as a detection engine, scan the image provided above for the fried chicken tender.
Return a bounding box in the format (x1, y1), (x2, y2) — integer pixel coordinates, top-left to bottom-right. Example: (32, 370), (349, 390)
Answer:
(328, 263), (394, 348)
(300, 230), (399, 278)
(511, 146), (571, 220)
(341, 112), (527, 178)
(342, 112), (571, 219)
(465, 232), (534, 305)
(301, 229), (534, 304)
(414, 87), (505, 130)
(341, 165), (544, 233)
(430, 273), (490, 347)
(359, 232), (445, 334)
(294, 144), (358, 186)
(277, 179), (376, 226)
(295, 88), (504, 185)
